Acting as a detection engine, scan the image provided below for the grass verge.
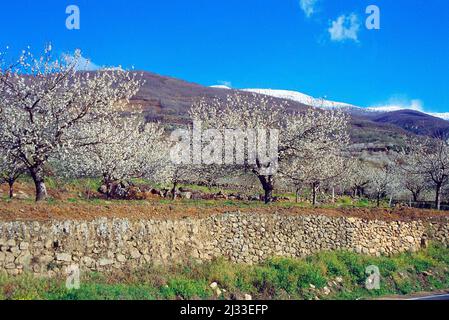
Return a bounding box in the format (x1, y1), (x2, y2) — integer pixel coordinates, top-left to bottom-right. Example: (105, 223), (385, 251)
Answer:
(1, 244), (448, 300)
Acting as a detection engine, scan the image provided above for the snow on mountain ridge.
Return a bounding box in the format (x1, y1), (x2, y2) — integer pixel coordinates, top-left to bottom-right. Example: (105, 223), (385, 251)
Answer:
(210, 85), (232, 89)
(241, 88), (357, 110)
(367, 106), (449, 120)
(429, 112), (449, 121)
(209, 85), (449, 121)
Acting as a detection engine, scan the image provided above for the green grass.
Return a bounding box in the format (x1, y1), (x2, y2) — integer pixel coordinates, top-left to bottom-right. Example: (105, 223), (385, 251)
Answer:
(3, 176), (391, 210)
(1, 244), (448, 300)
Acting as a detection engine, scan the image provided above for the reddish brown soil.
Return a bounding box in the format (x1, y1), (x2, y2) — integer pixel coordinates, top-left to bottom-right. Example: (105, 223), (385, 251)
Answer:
(0, 199), (448, 222)
(1, 181), (449, 222)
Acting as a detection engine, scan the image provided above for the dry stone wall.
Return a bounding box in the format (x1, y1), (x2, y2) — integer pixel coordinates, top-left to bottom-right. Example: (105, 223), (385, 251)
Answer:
(0, 212), (448, 276)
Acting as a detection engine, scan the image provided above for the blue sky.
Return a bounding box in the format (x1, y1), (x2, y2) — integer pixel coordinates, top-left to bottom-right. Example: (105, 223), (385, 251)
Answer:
(0, 0), (448, 112)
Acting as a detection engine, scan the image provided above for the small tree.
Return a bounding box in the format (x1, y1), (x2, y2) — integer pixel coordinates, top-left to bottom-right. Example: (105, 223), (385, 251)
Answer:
(59, 116), (167, 198)
(189, 93), (350, 204)
(163, 129), (224, 199)
(401, 169), (428, 202)
(0, 152), (26, 198)
(367, 162), (398, 207)
(346, 159), (373, 198)
(0, 46), (143, 201)
(282, 150), (349, 206)
(159, 161), (231, 200)
(403, 138), (449, 210)
(159, 164), (196, 200)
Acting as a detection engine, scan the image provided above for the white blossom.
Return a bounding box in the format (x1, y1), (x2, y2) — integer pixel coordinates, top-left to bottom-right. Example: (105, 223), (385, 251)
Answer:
(57, 116), (167, 188)
(189, 93), (350, 203)
(399, 137), (449, 209)
(0, 46), (143, 201)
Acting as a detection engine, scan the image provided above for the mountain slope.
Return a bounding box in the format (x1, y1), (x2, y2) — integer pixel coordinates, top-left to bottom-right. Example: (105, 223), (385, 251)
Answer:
(234, 86), (449, 140)
(125, 71), (446, 148)
(238, 87), (449, 122)
(131, 72), (311, 125)
(372, 110), (449, 138)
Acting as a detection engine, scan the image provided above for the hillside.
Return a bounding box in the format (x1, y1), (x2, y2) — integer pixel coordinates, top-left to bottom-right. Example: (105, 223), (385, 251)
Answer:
(131, 72), (311, 126)
(372, 110), (449, 138)
(127, 71), (445, 148)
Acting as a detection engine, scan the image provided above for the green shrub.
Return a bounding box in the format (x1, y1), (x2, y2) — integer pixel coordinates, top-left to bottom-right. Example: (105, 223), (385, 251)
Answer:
(296, 264), (327, 289)
(266, 258), (327, 292)
(371, 256), (398, 277)
(355, 199), (371, 208)
(337, 196), (353, 205)
(47, 284), (156, 300)
(308, 251), (350, 277)
(392, 273), (420, 295)
(251, 266), (278, 295)
(335, 251), (366, 284)
(202, 258), (239, 290)
(427, 244), (449, 265)
(408, 251), (437, 273)
(165, 278), (211, 299)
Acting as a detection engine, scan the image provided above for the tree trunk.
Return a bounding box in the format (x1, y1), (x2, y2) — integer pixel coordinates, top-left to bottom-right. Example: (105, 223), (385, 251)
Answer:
(264, 187), (273, 204)
(412, 191), (419, 203)
(172, 182), (178, 200)
(376, 193), (381, 207)
(105, 181), (114, 200)
(258, 175), (274, 204)
(102, 175), (117, 200)
(295, 188), (300, 203)
(30, 166), (48, 202)
(312, 182), (319, 206)
(435, 183), (442, 210)
(106, 183), (112, 200)
(331, 187), (335, 203)
(8, 179), (14, 199)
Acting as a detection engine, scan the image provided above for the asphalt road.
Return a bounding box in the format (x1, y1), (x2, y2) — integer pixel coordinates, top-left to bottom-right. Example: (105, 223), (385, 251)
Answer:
(408, 293), (449, 301)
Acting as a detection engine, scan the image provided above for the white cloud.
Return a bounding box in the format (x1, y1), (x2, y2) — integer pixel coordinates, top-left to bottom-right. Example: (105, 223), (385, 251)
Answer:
(429, 112), (449, 121)
(369, 97), (424, 112)
(61, 52), (123, 71)
(300, 0), (318, 18)
(328, 13), (360, 42)
(367, 97), (449, 121)
(61, 53), (100, 71)
(215, 80), (232, 88)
